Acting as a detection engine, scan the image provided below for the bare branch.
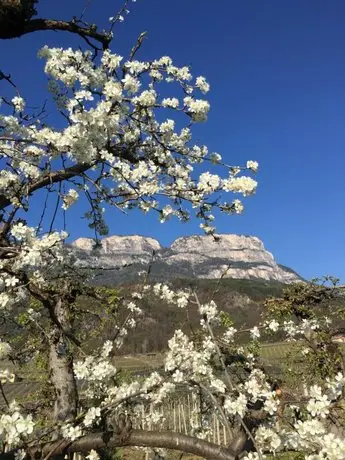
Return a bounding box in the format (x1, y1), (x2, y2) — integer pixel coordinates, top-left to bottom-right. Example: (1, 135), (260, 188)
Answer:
(0, 15), (111, 49)
(129, 31), (147, 61)
(4, 430), (237, 460)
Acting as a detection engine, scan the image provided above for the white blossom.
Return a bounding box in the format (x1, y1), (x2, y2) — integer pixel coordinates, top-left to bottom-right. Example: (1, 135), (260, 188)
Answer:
(0, 369), (15, 383)
(246, 160), (259, 172)
(61, 424), (83, 441)
(222, 176), (257, 196)
(11, 96), (25, 112)
(0, 411), (34, 445)
(267, 319), (279, 332)
(162, 97), (179, 108)
(250, 326), (261, 340)
(195, 76), (210, 94)
(0, 341), (12, 359)
(224, 394), (247, 417)
(62, 189), (79, 210)
(83, 407), (101, 427)
(86, 450), (100, 460)
(184, 97), (210, 122)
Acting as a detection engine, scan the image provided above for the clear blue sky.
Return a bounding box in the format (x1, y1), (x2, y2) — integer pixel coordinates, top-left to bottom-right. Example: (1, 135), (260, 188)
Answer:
(1, 0), (345, 281)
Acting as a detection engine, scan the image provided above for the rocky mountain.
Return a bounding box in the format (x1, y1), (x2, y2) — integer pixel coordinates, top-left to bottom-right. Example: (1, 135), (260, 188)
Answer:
(70, 234), (302, 285)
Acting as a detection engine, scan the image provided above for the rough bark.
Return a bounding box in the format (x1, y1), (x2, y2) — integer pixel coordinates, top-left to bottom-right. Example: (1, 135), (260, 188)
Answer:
(0, 0), (110, 47)
(2, 430), (237, 460)
(48, 297), (78, 422)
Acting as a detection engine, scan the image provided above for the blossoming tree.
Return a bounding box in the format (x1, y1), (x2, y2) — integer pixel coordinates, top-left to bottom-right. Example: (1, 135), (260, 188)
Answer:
(0, 1), (345, 459)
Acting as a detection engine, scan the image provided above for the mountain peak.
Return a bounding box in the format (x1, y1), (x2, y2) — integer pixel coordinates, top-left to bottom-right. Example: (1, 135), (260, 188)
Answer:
(70, 233), (301, 284)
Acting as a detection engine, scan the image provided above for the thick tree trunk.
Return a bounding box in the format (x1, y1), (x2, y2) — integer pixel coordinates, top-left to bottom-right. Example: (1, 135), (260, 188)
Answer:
(48, 298), (77, 422)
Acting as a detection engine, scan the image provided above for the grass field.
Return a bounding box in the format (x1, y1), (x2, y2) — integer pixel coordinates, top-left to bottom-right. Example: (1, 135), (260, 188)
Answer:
(260, 341), (295, 360)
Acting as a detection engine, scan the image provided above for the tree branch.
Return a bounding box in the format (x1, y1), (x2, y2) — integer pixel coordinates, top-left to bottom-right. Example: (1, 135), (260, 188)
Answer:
(3, 430), (236, 460)
(0, 162), (94, 211)
(0, 16), (111, 49)
(0, 145), (138, 211)
(25, 18), (111, 48)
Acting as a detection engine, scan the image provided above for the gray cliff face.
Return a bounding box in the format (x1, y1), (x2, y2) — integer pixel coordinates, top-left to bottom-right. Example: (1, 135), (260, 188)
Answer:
(72, 235), (161, 269)
(70, 234), (301, 284)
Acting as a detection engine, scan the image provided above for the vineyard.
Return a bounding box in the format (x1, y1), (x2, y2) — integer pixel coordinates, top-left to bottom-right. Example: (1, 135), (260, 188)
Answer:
(0, 341), (310, 459)
(0, 341), (300, 407)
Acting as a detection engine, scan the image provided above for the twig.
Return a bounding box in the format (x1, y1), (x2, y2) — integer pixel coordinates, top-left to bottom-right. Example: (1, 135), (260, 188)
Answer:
(129, 32), (147, 61)
(42, 438), (70, 460)
(0, 381), (10, 408)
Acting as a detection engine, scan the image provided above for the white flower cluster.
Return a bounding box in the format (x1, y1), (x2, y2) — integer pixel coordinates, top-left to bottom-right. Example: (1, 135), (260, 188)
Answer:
(0, 408), (34, 446)
(308, 433), (345, 459)
(199, 300), (219, 323)
(0, 43), (259, 243)
(104, 371), (163, 406)
(242, 454), (265, 460)
(326, 372), (345, 400)
(86, 450), (100, 460)
(222, 326), (238, 342)
(255, 426), (281, 453)
(282, 318), (321, 339)
(265, 319), (280, 332)
(246, 160), (259, 172)
(62, 189), (79, 210)
(74, 354), (116, 382)
(165, 330), (219, 387)
(241, 368), (279, 418)
(195, 76), (210, 94)
(162, 97), (179, 108)
(61, 423), (83, 441)
(152, 283), (190, 308)
(306, 385), (331, 418)
(83, 407), (101, 428)
(11, 96), (25, 113)
(222, 176), (258, 196)
(0, 224), (69, 312)
(0, 368), (15, 383)
(183, 96), (210, 122)
(26, 308), (41, 321)
(250, 326), (261, 340)
(286, 420), (345, 459)
(0, 341), (12, 359)
(224, 393), (247, 417)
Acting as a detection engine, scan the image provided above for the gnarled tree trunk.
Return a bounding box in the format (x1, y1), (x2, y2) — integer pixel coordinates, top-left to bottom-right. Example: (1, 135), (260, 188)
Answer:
(48, 297), (77, 422)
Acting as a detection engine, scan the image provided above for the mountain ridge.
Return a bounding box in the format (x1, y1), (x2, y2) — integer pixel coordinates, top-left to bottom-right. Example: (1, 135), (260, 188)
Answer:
(69, 233), (302, 285)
